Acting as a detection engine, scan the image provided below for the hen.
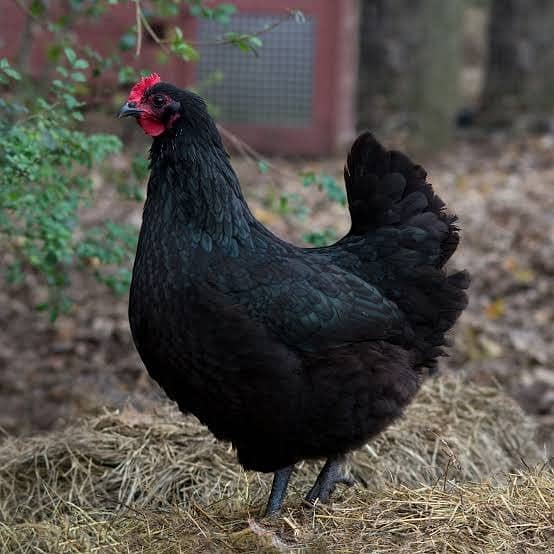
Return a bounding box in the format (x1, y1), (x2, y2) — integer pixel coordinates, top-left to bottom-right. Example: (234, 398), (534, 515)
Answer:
(119, 74), (469, 516)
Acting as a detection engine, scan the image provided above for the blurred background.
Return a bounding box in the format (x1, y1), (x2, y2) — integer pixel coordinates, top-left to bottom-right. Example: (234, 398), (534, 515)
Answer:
(0, 1), (552, 451)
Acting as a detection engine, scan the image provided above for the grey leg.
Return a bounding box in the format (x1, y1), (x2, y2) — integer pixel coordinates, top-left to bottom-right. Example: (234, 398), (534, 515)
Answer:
(304, 456), (354, 504)
(264, 465), (295, 517)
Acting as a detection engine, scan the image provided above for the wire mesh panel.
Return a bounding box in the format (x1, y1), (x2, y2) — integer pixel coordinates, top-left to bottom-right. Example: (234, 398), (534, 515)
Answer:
(197, 14), (315, 127)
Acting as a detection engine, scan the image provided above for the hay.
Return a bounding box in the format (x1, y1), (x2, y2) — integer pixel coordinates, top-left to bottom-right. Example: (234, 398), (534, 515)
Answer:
(0, 375), (551, 553)
(1, 469), (552, 553)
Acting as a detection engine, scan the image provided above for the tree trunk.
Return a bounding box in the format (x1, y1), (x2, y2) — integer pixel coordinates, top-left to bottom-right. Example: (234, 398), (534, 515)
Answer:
(482, 0), (554, 125)
(357, 0), (462, 151)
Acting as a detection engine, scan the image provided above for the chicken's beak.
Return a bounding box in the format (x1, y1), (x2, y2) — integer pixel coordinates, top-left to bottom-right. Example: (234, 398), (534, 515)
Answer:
(117, 102), (143, 118)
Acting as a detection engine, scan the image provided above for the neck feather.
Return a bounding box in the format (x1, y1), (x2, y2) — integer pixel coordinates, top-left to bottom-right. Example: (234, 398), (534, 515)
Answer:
(145, 123), (254, 254)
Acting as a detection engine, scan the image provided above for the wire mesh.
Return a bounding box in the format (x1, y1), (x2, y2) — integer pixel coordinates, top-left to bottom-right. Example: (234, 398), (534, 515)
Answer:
(197, 14), (315, 126)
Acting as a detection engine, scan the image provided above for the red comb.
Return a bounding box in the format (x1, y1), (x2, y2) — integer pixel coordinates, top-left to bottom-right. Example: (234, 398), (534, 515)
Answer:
(128, 73), (161, 103)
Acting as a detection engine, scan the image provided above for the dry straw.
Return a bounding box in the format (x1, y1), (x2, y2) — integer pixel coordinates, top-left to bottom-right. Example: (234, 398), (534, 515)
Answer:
(0, 375), (551, 553)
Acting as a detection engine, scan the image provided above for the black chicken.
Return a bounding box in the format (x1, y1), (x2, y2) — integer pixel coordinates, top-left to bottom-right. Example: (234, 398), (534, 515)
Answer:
(119, 74), (469, 516)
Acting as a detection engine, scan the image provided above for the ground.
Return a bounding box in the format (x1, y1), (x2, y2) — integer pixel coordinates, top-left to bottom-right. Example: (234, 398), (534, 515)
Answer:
(0, 130), (552, 453)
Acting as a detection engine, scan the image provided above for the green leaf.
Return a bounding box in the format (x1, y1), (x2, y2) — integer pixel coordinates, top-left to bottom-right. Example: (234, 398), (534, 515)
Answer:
(71, 71), (86, 82)
(46, 44), (63, 62)
(0, 58), (21, 80)
(30, 0), (46, 17)
(118, 66), (136, 85)
(212, 3), (236, 24)
(300, 171), (346, 205)
(302, 229), (338, 247)
(223, 32), (263, 54)
(73, 59), (89, 69)
(64, 47), (76, 65)
(63, 94), (80, 108)
(248, 36), (263, 49)
(119, 31), (136, 51)
(3, 66), (21, 81)
(170, 39), (199, 62)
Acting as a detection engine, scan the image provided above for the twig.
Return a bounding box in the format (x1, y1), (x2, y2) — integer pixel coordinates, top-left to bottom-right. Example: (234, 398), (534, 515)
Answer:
(134, 2), (300, 53)
(189, 10), (300, 47)
(13, 0), (35, 19)
(216, 124), (297, 180)
(137, 3), (170, 54)
(134, 0), (143, 57)
(13, 101), (61, 126)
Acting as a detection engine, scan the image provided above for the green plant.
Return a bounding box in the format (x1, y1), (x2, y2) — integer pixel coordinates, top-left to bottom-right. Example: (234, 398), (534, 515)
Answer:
(0, 54), (125, 319)
(299, 172), (345, 247)
(300, 171), (347, 206)
(302, 228), (338, 247)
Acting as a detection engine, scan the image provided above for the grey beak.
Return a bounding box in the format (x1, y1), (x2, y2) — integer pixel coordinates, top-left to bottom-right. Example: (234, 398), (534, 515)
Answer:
(117, 102), (143, 118)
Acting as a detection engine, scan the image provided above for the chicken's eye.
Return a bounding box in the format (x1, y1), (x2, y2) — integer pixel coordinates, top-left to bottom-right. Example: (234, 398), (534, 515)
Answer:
(152, 95), (165, 108)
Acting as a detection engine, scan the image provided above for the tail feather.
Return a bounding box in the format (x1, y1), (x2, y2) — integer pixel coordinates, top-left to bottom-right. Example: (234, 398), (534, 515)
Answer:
(416, 268), (470, 371)
(344, 131), (459, 269)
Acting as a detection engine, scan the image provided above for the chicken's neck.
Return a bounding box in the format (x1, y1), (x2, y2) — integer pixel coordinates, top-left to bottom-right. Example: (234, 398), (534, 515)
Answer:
(146, 127), (255, 253)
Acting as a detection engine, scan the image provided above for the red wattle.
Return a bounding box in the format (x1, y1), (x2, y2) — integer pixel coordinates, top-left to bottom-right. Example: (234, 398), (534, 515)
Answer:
(137, 116), (165, 137)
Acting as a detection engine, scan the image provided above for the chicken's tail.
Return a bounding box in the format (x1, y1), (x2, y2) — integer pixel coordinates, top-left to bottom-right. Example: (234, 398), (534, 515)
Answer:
(344, 131), (461, 267)
(343, 131), (469, 370)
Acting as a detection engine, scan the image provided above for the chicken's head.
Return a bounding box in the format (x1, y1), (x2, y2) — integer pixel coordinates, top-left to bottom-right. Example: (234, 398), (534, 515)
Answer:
(118, 73), (183, 137)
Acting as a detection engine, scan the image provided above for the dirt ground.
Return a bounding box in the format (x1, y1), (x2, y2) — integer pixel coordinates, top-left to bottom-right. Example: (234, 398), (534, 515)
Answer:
(0, 130), (552, 453)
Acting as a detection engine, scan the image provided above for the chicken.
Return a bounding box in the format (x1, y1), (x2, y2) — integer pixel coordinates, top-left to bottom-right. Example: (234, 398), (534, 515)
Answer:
(119, 74), (469, 516)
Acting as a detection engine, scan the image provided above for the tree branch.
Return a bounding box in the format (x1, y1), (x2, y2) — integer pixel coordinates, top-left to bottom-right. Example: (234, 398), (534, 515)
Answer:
(189, 10), (300, 47)
(217, 125), (297, 180)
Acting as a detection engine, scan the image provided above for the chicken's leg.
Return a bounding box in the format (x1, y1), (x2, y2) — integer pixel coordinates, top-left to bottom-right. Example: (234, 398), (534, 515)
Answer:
(264, 465), (295, 517)
(304, 456), (354, 504)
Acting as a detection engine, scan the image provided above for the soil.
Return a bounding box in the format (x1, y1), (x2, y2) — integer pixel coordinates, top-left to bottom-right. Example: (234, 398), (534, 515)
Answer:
(1, 131), (552, 452)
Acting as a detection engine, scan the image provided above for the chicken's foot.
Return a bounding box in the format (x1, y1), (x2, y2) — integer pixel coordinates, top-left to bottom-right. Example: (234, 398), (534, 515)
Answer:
(304, 456), (354, 505)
